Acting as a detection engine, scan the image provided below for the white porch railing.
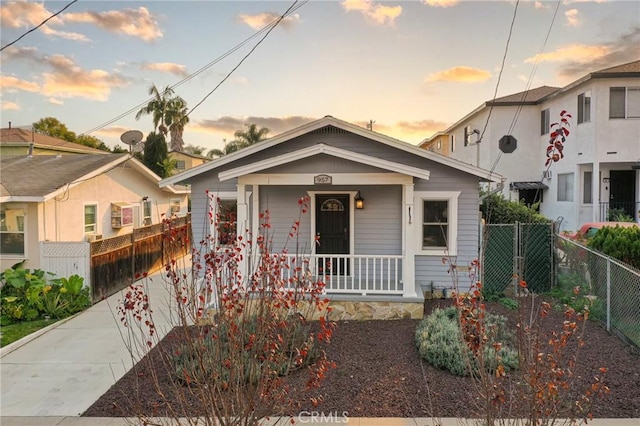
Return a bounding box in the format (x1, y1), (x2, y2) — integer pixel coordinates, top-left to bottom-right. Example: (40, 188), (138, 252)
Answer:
(282, 254), (403, 296)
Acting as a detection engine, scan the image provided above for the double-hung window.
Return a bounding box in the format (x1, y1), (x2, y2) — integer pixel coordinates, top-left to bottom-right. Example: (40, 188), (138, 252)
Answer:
(557, 173), (574, 202)
(84, 204), (97, 234)
(208, 192), (238, 248)
(583, 171), (593, 205)
(142, 199), (153, 226)
(0, 204), (26, 256)
(415, 191), (460, 256)
(578, 91), (591, 124)
(541, 109), (550, 135)
(610, 87), (640, 119)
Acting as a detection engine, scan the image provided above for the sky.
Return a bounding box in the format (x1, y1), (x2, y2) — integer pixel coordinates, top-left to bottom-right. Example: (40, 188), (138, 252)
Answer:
(1, 0), (639, 153)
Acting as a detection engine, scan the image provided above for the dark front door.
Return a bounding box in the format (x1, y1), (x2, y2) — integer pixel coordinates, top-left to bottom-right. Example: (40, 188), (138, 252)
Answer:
(610, 170), (636, 218)
(316, 194), (349, 275)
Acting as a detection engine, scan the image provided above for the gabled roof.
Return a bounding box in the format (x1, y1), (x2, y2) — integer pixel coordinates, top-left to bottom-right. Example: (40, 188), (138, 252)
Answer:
(160, 116), (502, 187)
(0, 128), (108, 154)
(487, 86), (560, 106)
(0, 154), (188, 202)
(592, 59), (640, 76)
(168, 150), (211, 161)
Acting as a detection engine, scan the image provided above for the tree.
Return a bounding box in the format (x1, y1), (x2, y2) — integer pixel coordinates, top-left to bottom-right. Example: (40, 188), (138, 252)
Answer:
(33, 117), (76, 142)
(207, 139), (243, 158)
(135, 84), (175, 135)
(143, 132), (169, 178)
(166, 96), (190, 152)
(233, 123), (269, 148)
(33, 117), (111, 152)
(183, 144), (206, 155)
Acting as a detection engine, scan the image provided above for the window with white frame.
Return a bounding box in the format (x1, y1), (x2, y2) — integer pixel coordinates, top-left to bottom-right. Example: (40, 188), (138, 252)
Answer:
(170, 199), (181, 216)
(578, 91), (591, 124)
(142, 199), (153, 226)
(541, 109), (550, 135)
(0, 204), (26, 256)
(557, 173), (574, 202)
(175, 160), (186, 171)
(583, 171), (593, 204)
(464, 126), (471, 146)
(415, 191), (460, 255)
(610, 87), (640, 119)
(84, 204), (97, 233)
(208, 193), (238, 247)
(436, 140), (442, 150)
(450, 134), (456, 152)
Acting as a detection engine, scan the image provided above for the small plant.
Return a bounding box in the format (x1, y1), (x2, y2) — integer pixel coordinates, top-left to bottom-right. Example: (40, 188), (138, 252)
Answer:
(415, 305), (518, 377)
(498, 297), (518, 310)
(607, 207), (634, 222)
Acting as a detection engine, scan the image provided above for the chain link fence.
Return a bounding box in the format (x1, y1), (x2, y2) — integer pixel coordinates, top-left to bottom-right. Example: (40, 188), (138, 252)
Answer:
(556, 234), (640, 347)
(482, 222), (555, 295)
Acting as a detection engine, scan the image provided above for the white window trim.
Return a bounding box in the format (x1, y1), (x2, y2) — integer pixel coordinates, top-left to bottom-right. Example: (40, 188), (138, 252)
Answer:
(414, 191), (460, 256)
(557, 173), (574, 202)
(207, 191), (252, 250)
(582, 170), (593, 206)
(141, 199), (153, 226)
(170, 198), (182, 216)
(83, 202), (99, 235)
(0, 203), (27, 259)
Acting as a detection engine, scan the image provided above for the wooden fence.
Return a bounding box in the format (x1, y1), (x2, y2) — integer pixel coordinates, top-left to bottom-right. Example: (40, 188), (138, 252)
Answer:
(89, 214), (191, 303)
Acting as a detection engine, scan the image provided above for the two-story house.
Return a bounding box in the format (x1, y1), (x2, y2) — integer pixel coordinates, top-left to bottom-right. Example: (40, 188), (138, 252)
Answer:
(422, 60), (640, 232)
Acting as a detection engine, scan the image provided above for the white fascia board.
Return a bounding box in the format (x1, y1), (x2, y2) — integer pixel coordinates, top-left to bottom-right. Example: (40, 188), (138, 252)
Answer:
(0, 196), (44, 203)
(238, 173), (412, 186)
(218, 143), (431, 181)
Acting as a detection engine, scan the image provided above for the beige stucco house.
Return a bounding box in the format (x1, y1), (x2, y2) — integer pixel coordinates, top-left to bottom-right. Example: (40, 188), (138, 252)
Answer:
(0, 127), (108, 156)
(0, 154), (189, 271)
(168, 150), (211, 175)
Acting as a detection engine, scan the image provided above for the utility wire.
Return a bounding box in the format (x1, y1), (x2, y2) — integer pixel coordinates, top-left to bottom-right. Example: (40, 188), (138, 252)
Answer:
(479, 0), (520, 151)
(80, 0), (306, 136)
(188, 0), (304, 117)
(0, 0), (79, 52)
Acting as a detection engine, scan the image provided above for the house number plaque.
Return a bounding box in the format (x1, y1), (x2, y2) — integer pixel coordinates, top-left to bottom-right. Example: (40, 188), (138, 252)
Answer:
(314, 174), (332, 185)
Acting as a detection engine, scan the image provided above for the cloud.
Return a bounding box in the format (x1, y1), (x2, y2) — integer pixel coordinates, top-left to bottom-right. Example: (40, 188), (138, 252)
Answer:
(421, 0), (459, 7)
(236, 12), (300, 30)
(534, 1), (549, 9)
(192, 116), (316, 136)
(356, 119), (449, 138)
(46, 97), (63, 105)
(0, 0), (88, 41)
(40, 54), (129, 101)
(563, 0), (608, 4)
(63, 7), (162, 42)
(1, 101), (20, 111)
(93, 126), (131, 137)
(565, 9), (580, 27)
(341, 0), (402, 25)
(525, 27), (640, 79)
(140, 62), (188, 77)
(0, 75), (40, 92)
(425, 66), (492, 83)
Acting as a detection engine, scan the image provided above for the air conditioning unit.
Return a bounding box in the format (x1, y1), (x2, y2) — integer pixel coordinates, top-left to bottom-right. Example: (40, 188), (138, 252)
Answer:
(86, 233), (103, 242)
(542, 170), (552, 180)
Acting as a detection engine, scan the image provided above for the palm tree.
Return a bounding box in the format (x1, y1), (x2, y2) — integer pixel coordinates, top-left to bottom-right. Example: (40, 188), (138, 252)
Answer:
(183, 144), (207, 155)
(166, 96), (190, 152)
(135, 84), (175, 135)
(233, 123), (269, 149)
(207, 139), (242, 158)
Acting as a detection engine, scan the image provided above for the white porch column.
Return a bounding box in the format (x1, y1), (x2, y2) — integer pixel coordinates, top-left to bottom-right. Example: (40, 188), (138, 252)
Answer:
(592, 160), (600, 222)
(236, 184), (248, 281)
(252, 184), (260, 252)
(402, 183), (418, 298)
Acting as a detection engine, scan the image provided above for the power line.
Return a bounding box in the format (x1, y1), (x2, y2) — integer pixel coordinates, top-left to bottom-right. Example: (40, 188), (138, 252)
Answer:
(479, 0), (520, 151)
(0, 0), (79, 52)
(188, 0), (304, 117)
(81, 0), (306, 136)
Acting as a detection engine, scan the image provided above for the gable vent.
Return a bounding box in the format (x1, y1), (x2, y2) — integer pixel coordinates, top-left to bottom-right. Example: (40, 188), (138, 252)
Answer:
(310, 125), (348, 135)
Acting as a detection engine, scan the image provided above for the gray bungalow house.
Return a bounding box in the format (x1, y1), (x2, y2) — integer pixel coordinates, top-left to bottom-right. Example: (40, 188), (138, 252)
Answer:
(160, 116), (503, 319)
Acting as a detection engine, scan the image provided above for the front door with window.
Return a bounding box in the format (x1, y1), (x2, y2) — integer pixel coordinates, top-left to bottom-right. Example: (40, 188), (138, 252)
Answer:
(315, 194), (349, 275)
(610, 170), (636, 218)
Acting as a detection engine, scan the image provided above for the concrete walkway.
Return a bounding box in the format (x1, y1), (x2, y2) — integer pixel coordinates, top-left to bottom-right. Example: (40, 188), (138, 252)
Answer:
(0, 270), (176, 418)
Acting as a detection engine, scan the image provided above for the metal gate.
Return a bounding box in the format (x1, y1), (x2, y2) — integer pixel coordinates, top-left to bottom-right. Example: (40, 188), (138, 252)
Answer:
(482, 222), (555, 294)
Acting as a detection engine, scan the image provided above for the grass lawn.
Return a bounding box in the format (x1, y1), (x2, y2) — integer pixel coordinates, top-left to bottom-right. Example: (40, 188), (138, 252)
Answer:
(0, 319), (59, 347)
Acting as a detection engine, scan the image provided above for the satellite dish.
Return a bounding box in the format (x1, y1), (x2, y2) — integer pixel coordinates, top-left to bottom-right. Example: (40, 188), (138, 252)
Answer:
(120, 130), (144, 146)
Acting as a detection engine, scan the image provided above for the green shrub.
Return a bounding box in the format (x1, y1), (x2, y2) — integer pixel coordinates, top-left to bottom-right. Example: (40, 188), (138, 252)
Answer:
(415, 307), (518, 377)
(588, 225), (640, 269)
(499, 297), (518, 310)
(481, 193), (549, 224)
(548, 272), (605, 321)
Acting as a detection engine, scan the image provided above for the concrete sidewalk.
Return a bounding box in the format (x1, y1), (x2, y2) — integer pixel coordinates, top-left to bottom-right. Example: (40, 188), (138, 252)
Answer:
(0, 270), (176, 417)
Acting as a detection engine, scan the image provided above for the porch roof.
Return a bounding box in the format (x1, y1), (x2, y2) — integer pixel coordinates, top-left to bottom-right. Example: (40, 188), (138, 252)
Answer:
(509, 181), (549, 191)
(217, 143), (431, 181)
(160, 115), (503, 187)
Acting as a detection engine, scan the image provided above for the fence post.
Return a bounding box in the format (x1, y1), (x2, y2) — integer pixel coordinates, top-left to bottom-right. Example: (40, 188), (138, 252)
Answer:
(131, 231), (135, 284)
(606, 259), (611, 331)
(513, 221), (520, 294)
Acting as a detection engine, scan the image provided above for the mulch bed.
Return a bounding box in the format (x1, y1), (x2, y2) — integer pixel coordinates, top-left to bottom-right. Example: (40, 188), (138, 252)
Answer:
(83, 298), (640, 419)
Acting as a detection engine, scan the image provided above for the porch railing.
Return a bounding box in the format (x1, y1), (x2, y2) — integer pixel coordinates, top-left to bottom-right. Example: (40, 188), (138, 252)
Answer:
(282, 254), (404, 296)
(598, 202), (640, 222)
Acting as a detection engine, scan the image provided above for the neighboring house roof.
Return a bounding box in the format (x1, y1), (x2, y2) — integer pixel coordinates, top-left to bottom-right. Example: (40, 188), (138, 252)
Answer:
(423, 59), (640, 143)
(169, 150), (211, 161)
(0, 154), (189, 202)
(160, 115), (503, 187)
(0, 128), (108, 154)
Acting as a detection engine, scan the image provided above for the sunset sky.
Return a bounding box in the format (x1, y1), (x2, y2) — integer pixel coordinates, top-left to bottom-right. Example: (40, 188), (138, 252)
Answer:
(1, 0), (639, 152)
